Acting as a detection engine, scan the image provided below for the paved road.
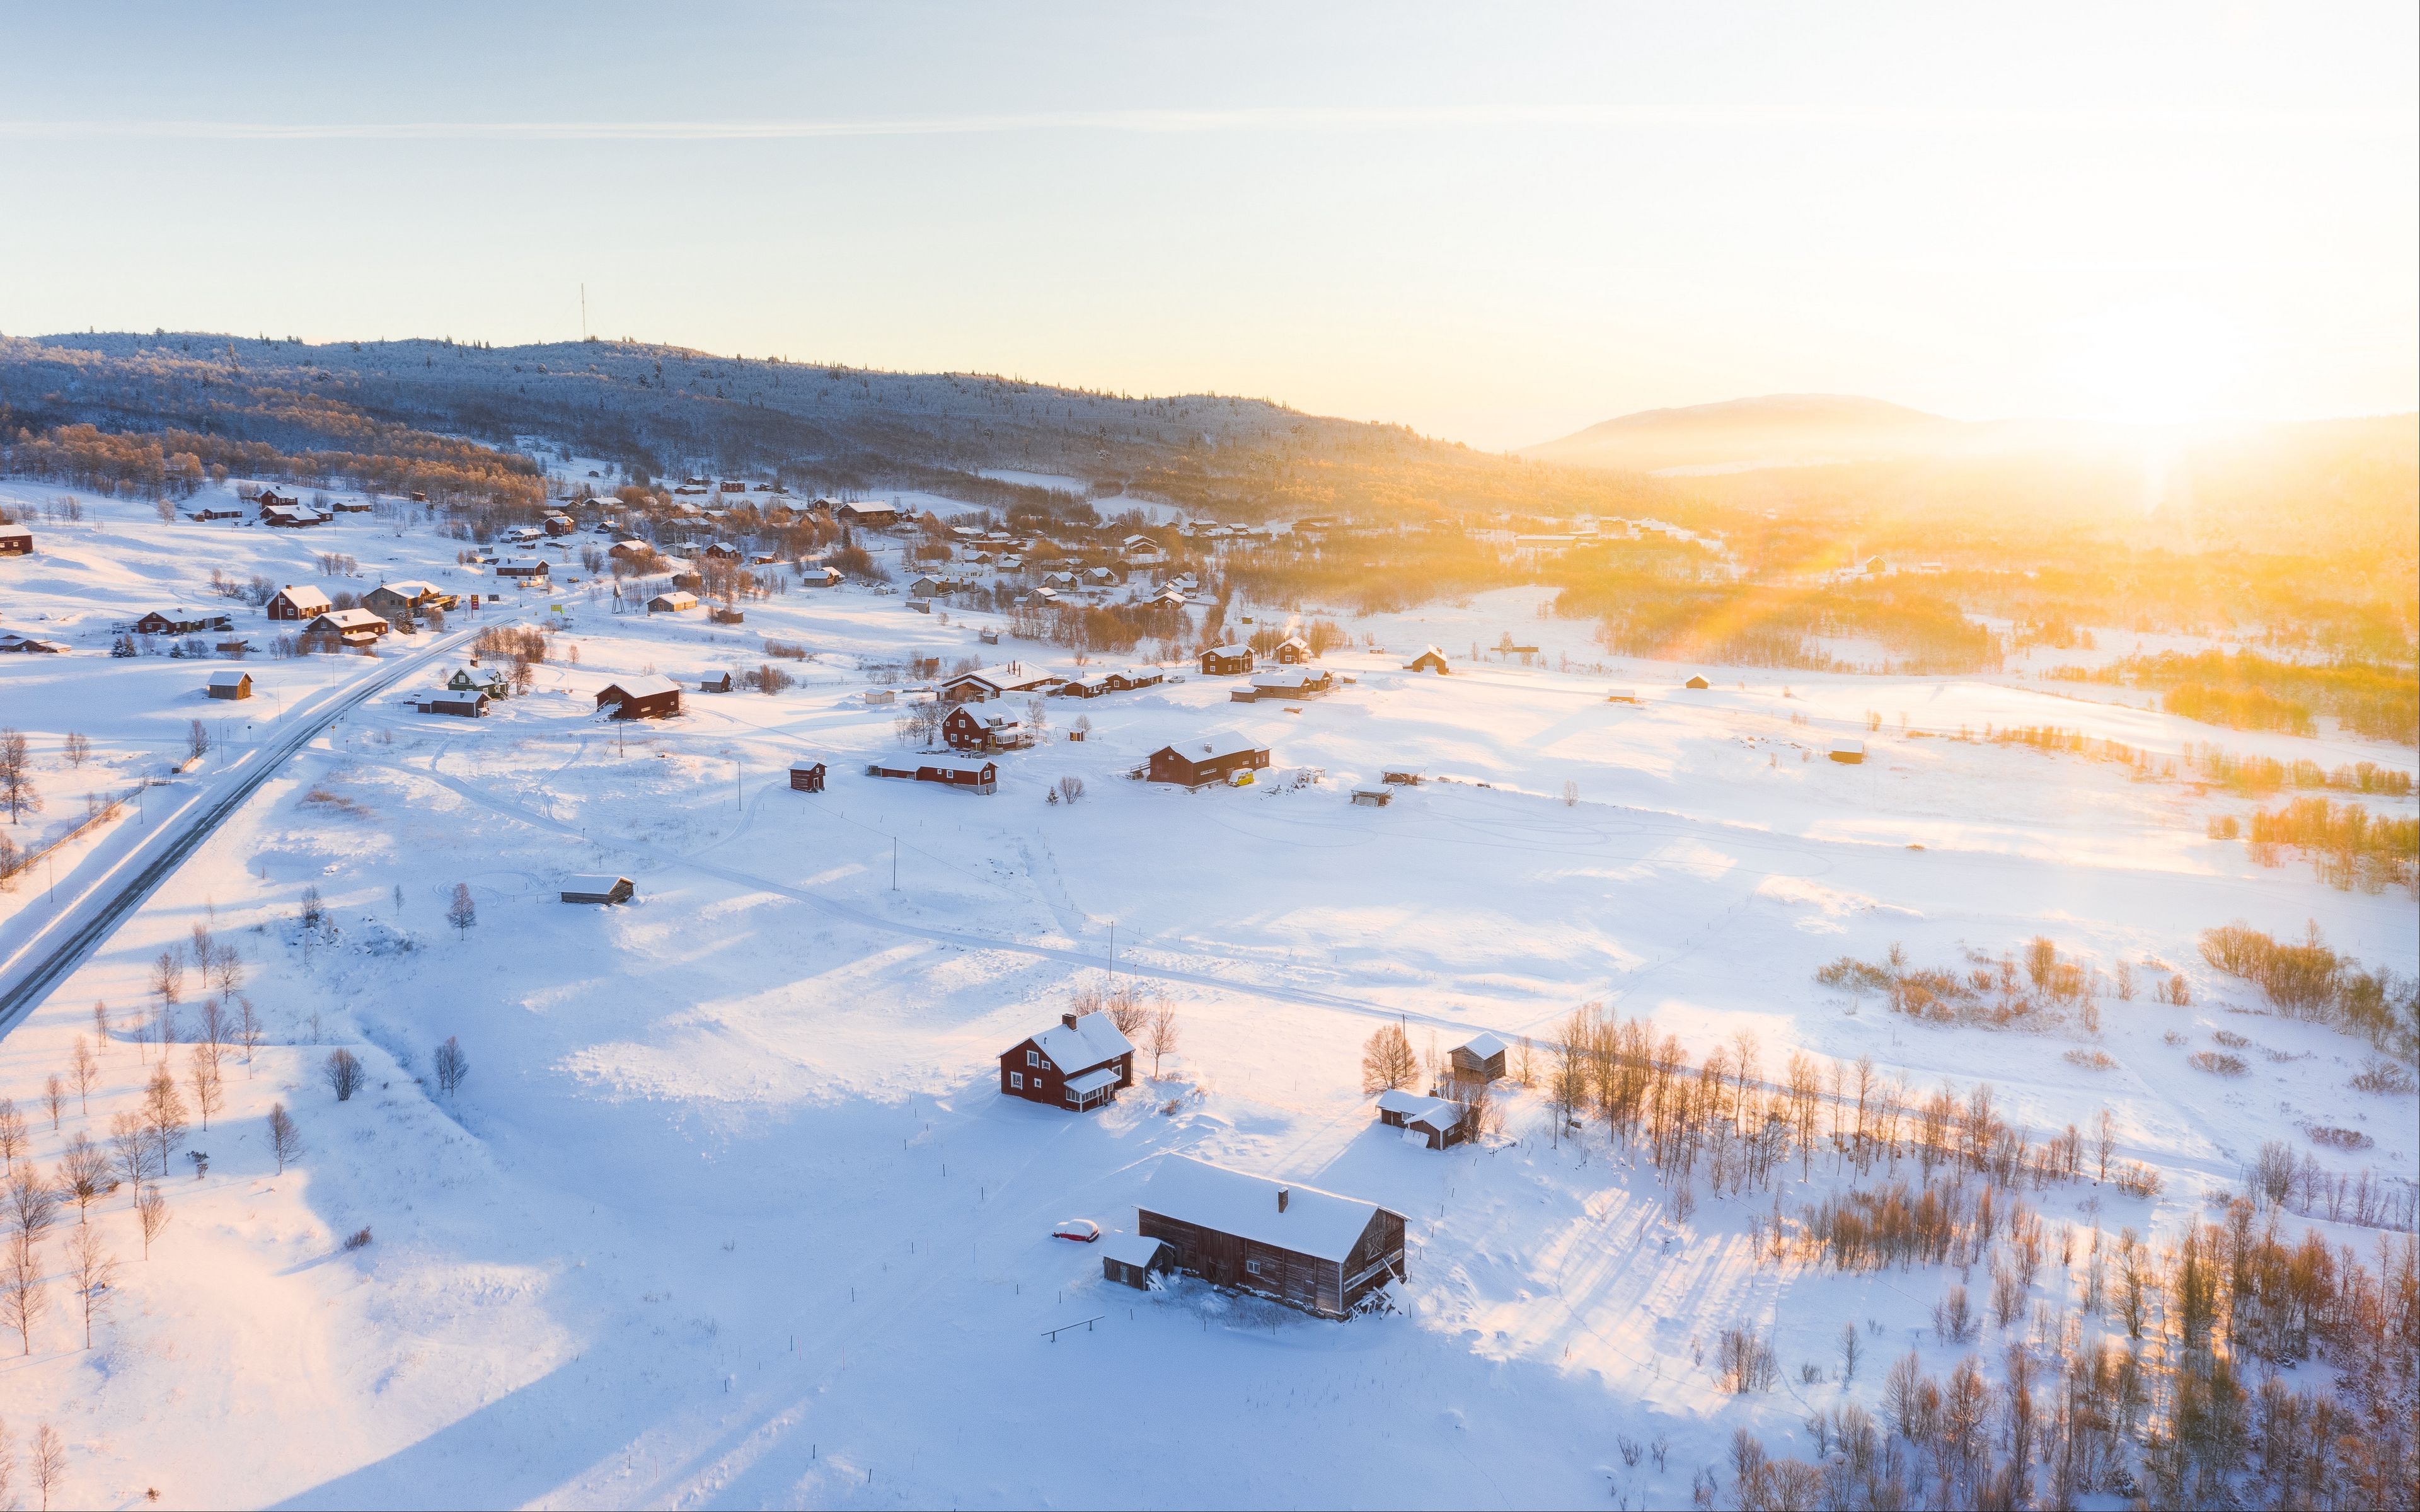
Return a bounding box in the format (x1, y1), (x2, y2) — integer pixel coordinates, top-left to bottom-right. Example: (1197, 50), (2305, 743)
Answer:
(0, 623), (488, 1037)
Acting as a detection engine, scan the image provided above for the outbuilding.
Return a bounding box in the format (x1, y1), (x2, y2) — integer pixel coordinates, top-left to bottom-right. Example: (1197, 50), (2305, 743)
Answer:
(596, 675), (683, 720)
(1374, 1089), (1476, 1150)
(496, 558), (551, 583)
(940, 661), (1061, 703)
(1244, 668), (1333, 701)
(1404, 646), (1451, 674)
(1134, 1156), (1406, 1319)
(205, 669), (253, 701)
(647, 590), (700, 614)
(1146, 733), (1270, 788)
(865, 757), (997, 794)
(1101, 1234), (1176, 1292)
(788, 760), (827, 793)
(1449, 1031), (1509, 1083)
(412, 690), (490, 718)
(698, 670), (734, 693)
(1829, 740), (1867, 765)
(561, 875), (635, 904)
(1684, 675), (1710, 690)
(0, 523), (34, 556)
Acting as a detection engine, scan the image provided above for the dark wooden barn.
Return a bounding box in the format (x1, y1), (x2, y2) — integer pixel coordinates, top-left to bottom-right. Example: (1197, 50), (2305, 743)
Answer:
(788, 761), (827, 793)
(865, 757), (998, 794)
(1404, 646), (1451, 674)
(561, 874), (635, 904)
(596, 675), (683, 720)
(1449, 1031), (1509, 1083)
(1136, 1156), (1406, 1319)
(1101, 1234), (1175, 1291)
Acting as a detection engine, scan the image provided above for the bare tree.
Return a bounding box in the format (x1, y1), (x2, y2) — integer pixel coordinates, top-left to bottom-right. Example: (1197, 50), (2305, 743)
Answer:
(135, 1184), (170, 1259)
(298, 885), (325, 932)
(90, 1000), (109, 1051)
(66, 1225), (113, 1349)
(0, 1414), (14, 1507)
(236, 995), (263, 1073)
(0, 728), (38, 824)
(266, 1104), (304, 1174)
(149, 947), (185, 1009)
(58, 1135), (106, 1225)
(40, 1076), (62, 1133)
(432, 1037), (470, 1097)
(0, 1099), (22, 1172)
(2094, 1109), (2117, 1182)
(446, 883), (477, 941)
(62, 731), (91, 768)
(108, 1113), (149, 1206)
(6, 1168), (57, 1250)
(188, 1048), (223, 1133)
(324, 1048), (365, 1102)
(1361, 1022), (1419, 1094)
(1144, 1001), (1182, 1077)
(197, 995), (229, 1051)
(208, 941), (245, 994)
(1056, 775), (1086, 805)
(1, 1233), (42, 1354)
(1562, 779), (1579, 808)
(142, 1065), (188, 1174)
(1839, 1320), (1863, 1385)
(31, 1424), (63, 1512)
(186, 718), (212, 764)
(70, 1037), (96, 1115)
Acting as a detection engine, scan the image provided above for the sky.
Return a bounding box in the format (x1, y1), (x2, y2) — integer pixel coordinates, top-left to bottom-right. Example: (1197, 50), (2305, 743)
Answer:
(3, 1), (2414, 449)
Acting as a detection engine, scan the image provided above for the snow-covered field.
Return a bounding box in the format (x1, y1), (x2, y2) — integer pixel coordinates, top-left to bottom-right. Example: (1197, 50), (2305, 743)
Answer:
(0, 484), (2412, 1508)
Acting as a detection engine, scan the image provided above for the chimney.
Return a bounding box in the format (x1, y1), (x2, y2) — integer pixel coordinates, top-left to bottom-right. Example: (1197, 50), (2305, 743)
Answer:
(1061, 1012), (1078, 1030)
(1277, 1188), (1289, 1213)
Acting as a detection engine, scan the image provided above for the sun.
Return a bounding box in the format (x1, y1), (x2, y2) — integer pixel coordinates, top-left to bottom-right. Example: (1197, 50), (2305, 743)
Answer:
(2061, 299), (2246, 427)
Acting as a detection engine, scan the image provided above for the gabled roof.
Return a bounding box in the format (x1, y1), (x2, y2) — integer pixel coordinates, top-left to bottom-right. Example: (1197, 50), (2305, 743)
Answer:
(205, 668), (250, 687)
(945, 662), (1058, 692)
(1025, 1011), (1132, 1071)
(270, 583), (331, 609)
(1155, 730), (1266, 764)
(599, 673), (680, 698)
(1202, 643), (1249, 658)
(1375, 1089), (1463, 1127)
(309, 608), (387, 630)
(1457, 1031), (1509, 1061)
(1139, 1155), (1390, 1264)
(372, 579), (442, 597)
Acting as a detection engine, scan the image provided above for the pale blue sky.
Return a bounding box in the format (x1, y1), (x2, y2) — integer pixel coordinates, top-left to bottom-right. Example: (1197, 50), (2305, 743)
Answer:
(4, 2), (2413, 447)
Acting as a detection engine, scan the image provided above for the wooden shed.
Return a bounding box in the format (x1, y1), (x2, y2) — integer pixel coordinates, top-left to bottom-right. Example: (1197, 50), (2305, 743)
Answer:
(865, 757), (997, 794)
(1684, 675), (1710, 689)
(596, 675), (682, 720)
(561, 874), (635, 905)
(788, 761), (827, 793)
(1404, 646), (1451, 674)
(647, 590), (700, 614)
(412, 690), (491, 718)
(1135, 1156), (1405, 1319)
(1449, 1031), (1509, 1083)
(1374, 1089), (1477, 1150)
(206, 668), (253, 701)
(0, 523), (33, 556)
(1101, 1234), (1175, 1292)
(698, 671), (734, 693)
(1829, 740), (1867, 765)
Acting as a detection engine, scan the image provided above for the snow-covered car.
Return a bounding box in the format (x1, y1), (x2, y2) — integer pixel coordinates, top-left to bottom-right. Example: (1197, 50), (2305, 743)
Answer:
(1051, 1218), (1100, 1243)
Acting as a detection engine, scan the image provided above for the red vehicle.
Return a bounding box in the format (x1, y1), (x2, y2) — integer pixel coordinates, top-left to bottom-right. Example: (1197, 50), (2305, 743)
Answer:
(1052, 1218), (1100, 1243)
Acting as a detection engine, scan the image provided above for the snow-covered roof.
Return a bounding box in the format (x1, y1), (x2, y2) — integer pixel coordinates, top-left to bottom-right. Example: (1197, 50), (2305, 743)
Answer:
(376, 579), (442, 597)
(1458, 1031), (1509, 1061)
(1250, 669), (1325, 689)
(1373, 1088), (1432, 1116)
(1139, 1156), (1388, 1264)
(947, 662), (1057, 692)
(271, 584), (331, 609)
(563, 874), (629, 892)
(205, 668), (250, 687)
(1203, 643), (1248, 658)
(1063, 1066), (1121, 1097)
(1377, 1092), (1463, 1130)
(601, 673), (680, 698)
(310, 609), (387, 630)
(0, 523), (30, 540)
(1098, 1232), (1171, 1269)
(1160, 730), (1265, 764)
(1027, 1011), (1132, 1071)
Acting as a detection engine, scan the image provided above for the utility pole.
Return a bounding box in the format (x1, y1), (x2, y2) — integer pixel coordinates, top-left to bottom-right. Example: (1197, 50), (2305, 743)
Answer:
(891, 837), (898, 891)
(1109, 920), (1115, 984)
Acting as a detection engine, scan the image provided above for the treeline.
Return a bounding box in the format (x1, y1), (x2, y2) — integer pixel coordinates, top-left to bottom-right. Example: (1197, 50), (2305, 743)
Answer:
(2200, 921), (2418, 1057)
(1223, 531), (1528, 614)
(2071, 648), (2418, 745)
(1, 422), (544, 512)
(2242, 798), (2420, 897)
(1551, 573), (2002, 673)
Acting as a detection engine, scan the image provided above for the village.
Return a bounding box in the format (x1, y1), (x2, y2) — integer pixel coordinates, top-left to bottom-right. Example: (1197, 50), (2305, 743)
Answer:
(0, 467), (2413, 1508)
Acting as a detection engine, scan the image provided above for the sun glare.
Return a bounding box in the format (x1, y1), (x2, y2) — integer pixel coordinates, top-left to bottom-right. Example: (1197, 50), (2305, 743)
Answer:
(2060, 299), (2246, 427)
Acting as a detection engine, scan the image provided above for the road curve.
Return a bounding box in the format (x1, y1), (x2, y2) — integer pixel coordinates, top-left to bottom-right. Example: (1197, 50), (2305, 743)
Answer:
(0, 622), (490, 1038)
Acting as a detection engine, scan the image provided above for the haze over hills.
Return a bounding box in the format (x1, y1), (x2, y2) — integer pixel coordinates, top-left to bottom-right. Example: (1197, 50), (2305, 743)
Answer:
(1525, 393), (1979, 474)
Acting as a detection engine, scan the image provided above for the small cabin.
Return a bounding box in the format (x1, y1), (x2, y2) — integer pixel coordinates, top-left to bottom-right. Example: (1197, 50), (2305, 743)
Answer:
(1606, 689), (1638, 704)
(1101, 1234), (1176, 1292)
(1245, 668), (1333, 702)
(1135, 1156), (1407, 1320)
(0, 523), (36, 556)
(596, 675), (682, 720)
(699, 671), (734, 693)
(865, 757), (997, 794)
(798, 564), (841, 588)
(1374, 1089), (1475, 1150)
(206, 669), (253, 701)
(788, 760), (827, 793)
(1449, 1031), (1509, 1083)
(999, 1010), (1136, 1111)
(1381, 767), (1422, 786)
(1350, 788), (1391, 808)
(1199, 644), (1254, 677)
(1404, 646), (1451, 675)
(1684, 675), (1710, 690)
(1829, 740), (1867, 765)
(561, 874), (635, 905)
(646, 591), (699, 615)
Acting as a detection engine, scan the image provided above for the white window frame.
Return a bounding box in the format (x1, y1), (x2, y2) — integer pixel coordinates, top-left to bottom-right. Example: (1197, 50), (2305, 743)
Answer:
(1026, 1049), (1039, 1067)
(1010, 1072), (1023, 1091)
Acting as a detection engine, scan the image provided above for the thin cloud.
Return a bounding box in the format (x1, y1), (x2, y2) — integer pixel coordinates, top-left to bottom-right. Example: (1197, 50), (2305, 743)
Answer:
(1, 103), (2409, 140)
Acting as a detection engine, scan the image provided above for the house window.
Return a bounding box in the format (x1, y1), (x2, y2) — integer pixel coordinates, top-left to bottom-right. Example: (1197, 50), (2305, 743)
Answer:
(1026, 1050), (1039, 1067)
(1010, 1072), (1023, 1090)
(1245, 1257), (1265, 1277)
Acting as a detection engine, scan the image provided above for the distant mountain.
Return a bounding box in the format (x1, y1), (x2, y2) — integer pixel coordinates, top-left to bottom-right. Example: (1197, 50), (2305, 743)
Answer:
(1525, 394), (1966, 474)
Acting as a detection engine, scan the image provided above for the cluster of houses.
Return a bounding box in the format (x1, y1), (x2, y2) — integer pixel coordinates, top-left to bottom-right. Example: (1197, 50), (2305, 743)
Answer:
(993, 1007), (1517, 1320)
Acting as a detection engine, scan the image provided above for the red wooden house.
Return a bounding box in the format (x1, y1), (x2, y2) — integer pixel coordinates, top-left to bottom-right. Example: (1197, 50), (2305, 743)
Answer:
(1000, 1011), (1136, 1112)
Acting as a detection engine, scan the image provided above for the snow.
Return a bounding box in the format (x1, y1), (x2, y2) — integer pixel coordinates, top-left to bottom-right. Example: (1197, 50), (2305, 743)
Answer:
(1139, 1156), (1389, 1264)
(1097, 1232), (1171, 1269)
(1028, 1011), (1134, 1072)
(0, 477), (2412, 1507)
(1061, 1066), (1121, 1098)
